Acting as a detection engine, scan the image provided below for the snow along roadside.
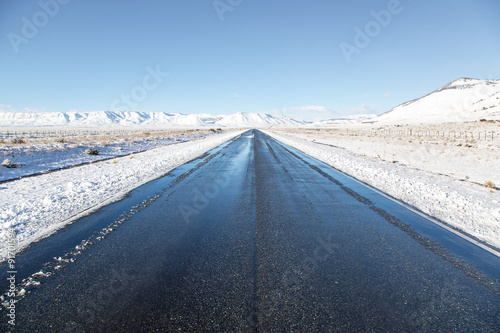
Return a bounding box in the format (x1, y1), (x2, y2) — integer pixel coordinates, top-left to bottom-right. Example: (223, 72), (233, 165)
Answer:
(0, 130), (246, 261)
(262, 130), (500, 250)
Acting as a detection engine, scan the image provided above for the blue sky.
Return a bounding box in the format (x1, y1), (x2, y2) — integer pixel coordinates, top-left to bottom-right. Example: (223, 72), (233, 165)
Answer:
(1, 0), (499, 121)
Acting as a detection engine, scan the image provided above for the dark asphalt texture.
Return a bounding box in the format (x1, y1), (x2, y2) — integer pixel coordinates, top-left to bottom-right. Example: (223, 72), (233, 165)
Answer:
(1, 130), (500, 332)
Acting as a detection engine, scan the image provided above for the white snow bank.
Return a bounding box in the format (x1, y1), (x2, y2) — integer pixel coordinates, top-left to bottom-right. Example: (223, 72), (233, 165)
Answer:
(263, 130), (500, 249)
(0, 130), (245, 261)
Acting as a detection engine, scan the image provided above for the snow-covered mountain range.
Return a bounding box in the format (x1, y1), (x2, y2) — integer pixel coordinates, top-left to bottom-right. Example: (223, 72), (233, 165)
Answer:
(0, 111), (303, 128)
(1, 78), (499, 128)
(370, 78), (500, 124)
(311, 114), (377, 125)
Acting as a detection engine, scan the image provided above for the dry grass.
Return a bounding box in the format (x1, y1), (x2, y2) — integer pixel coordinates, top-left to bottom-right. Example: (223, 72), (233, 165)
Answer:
(11, 138), (25, 144)
(485, 180), (496, 189)
(0, 128), (220, 148)
(275, 121), (499, 150)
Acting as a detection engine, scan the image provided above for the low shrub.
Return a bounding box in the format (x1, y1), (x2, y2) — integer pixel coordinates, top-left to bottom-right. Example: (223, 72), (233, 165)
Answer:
(485, 181), (496, 189)
(2, 159), (17, 168)
(85, 148), (99, 155)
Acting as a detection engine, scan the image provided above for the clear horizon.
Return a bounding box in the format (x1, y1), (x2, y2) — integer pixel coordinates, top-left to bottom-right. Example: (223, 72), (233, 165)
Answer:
(1, 0), (499, 121)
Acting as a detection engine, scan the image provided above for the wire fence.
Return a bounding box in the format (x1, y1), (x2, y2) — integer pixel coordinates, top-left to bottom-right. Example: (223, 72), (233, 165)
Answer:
(366, 129), (496, 140)
(320, 128), (498, 141)
(0, 128), (201, 141)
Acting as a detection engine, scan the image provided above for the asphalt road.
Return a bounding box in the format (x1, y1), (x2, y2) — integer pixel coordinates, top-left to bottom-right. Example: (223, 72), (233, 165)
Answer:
(1, 130), (500, 332)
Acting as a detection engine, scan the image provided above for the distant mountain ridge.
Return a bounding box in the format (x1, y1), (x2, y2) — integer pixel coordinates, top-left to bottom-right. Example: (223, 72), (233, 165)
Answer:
(371, 78), (500, 124)
(0, 111), (304, 128)
(3, 78), (499, 128)
(311, 114), (377, 125)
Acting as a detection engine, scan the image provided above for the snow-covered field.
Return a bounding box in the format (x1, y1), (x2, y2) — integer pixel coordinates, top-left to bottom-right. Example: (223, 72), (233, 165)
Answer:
(0, 129), (245, 262)
(263, 125), (500, 250)
(0, 129), (218, 182)
(277, 122), (499, 186)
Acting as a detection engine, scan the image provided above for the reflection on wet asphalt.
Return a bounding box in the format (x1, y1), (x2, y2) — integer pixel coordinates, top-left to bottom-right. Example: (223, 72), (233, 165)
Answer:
(2, 130), (500, 332)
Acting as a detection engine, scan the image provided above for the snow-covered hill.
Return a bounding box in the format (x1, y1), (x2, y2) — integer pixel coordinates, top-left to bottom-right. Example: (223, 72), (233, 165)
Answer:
(0, 111), (303, 128)
(370, 78), (500, 124)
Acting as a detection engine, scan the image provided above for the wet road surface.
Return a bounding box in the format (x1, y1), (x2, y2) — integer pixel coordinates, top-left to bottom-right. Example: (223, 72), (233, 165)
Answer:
(1, 130), (500, 332)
